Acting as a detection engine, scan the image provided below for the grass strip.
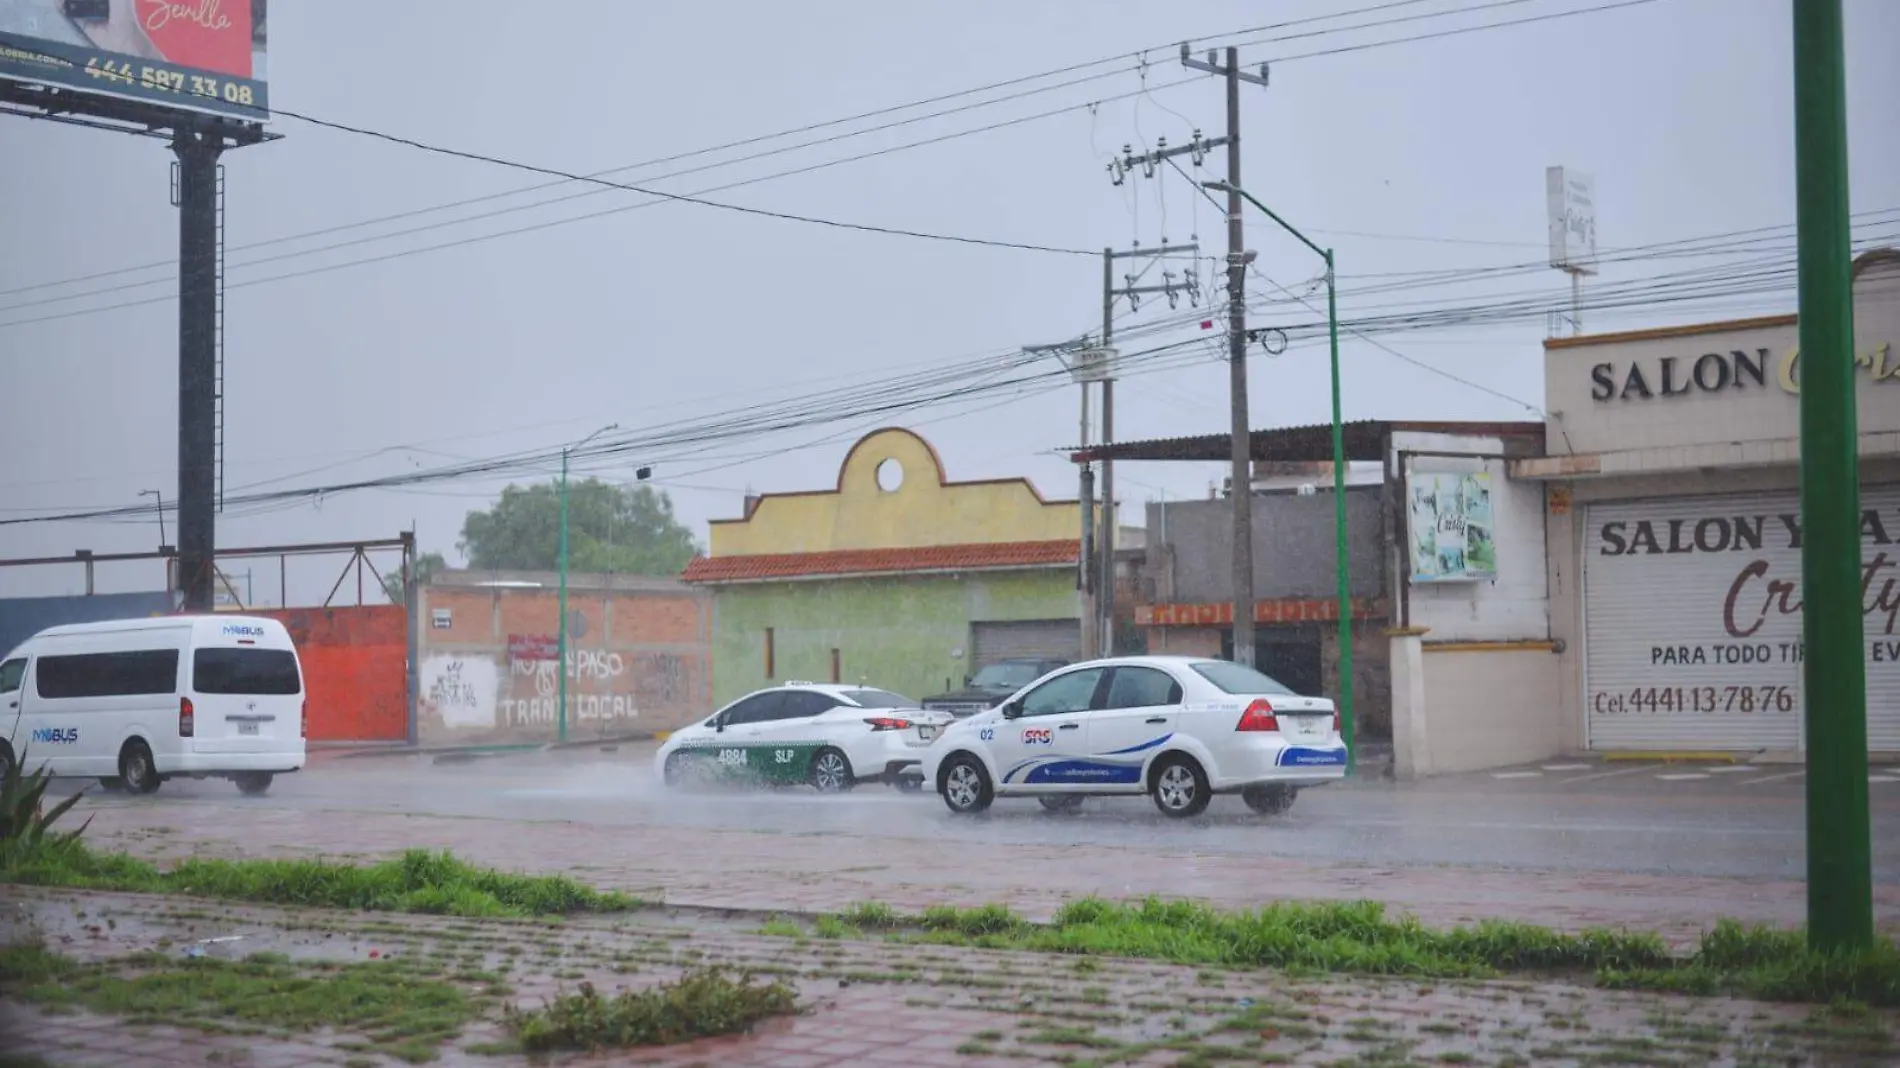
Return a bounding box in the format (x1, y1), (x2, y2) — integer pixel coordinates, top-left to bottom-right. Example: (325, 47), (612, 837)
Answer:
(1, 840), (637, 918)
(503, 968), (798, 1051)
(807, 896), (1900, 1006)
(0, 944), (479, 1063)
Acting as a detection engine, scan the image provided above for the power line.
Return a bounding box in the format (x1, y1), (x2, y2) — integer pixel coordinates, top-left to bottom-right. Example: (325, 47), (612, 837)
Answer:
(2, 0), (1659, 321)
(0, 0), (1455, 300)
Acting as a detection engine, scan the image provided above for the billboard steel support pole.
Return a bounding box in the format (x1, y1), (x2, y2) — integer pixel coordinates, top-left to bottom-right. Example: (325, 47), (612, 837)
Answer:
(1792, 0), (1872, 953)
(174, 127), (222, 614)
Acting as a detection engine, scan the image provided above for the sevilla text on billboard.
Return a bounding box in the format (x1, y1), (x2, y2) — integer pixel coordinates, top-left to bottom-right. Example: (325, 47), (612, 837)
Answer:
(0, 0), (267, 121)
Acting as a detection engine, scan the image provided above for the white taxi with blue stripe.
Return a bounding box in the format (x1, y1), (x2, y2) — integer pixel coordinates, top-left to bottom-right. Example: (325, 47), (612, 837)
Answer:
(918, 656), (1347, 818)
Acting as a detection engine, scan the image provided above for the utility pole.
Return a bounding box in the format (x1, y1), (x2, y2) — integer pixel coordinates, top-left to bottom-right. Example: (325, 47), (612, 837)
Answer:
(1792, 0), (1872, 952)
(174, 126), (222, 613)
(1028, 339), (1100, 658)
(1088, 239), (1204, 655)
(1182, 45), (1269, 666)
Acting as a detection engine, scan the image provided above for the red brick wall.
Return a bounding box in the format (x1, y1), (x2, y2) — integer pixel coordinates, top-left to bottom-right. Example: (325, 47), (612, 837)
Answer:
(259, 606), (408, 742)
(416, 584), (710, 746)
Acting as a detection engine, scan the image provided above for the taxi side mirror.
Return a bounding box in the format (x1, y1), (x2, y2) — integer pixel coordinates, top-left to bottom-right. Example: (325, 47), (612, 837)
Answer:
(1000, 700), (1021, 720)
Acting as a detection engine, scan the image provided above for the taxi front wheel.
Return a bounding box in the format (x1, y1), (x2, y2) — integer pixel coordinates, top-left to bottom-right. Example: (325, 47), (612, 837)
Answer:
(940, 754), (994, 815)
(1150, 755), (1210, 818)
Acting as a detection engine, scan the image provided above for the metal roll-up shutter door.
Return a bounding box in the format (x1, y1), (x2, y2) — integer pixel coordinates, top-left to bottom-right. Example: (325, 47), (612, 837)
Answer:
(971, 619), (1082, 668)
(1584, 484), (1900, 753)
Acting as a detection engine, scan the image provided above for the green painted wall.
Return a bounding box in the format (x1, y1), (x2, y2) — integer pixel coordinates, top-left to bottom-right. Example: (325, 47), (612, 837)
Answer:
(709, 570), (1079, 707)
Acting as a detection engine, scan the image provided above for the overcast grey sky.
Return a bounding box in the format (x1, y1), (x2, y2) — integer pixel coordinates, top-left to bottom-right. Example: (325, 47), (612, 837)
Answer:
(1, 0), (1896, 600)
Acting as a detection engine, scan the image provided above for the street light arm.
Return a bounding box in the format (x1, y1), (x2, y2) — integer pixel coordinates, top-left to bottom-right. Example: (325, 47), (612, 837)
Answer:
(1202, 180), (1328, 264)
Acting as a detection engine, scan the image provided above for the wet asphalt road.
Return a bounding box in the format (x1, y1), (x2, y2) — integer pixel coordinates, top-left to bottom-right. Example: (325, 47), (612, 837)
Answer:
(61, 744), (1900, 884)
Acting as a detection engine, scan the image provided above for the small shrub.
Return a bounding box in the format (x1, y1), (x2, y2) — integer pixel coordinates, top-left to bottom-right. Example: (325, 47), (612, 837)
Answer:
(505, 969), (797, 1051)
(839, 902), (900, 929)
(0, 746), (91, 862)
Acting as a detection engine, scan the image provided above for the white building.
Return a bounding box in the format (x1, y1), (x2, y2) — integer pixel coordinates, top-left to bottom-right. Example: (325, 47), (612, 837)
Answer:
(1395, 248), (1900, 774)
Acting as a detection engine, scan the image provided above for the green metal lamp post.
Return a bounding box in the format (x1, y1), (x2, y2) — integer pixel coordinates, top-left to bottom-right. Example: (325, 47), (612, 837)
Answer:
(1791, 0), (1871, 952)
(558, 423), (618, 745)
(1204, 180), (1355, 773)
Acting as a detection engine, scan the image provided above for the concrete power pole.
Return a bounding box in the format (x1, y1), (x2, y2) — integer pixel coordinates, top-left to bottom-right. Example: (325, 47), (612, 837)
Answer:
(1182, 45), (1269, 665)
(1091, 239), (1203, 655)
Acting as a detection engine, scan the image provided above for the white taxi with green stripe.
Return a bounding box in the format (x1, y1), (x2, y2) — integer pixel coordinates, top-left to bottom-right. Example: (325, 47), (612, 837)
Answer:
(656, 683), (953, 792)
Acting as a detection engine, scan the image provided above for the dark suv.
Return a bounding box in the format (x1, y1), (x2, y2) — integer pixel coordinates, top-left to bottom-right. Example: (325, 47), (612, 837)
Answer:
(920, 658), (1069, 718)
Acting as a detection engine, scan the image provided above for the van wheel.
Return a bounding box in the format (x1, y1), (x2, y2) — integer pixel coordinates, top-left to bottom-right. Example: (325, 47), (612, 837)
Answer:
(0, 742), (15, 785)
(118, 740), (161, 795)
(97, 777), (127, 793)
(1038, 795), (1085, 814)
(234, 773), (273, 796)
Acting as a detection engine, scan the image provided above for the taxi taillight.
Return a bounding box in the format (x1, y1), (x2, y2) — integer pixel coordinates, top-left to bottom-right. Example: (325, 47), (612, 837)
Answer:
(301, 700), (307, 739)
(1235, 699), (1279, 732)
(864, 717), (914, 732)
(179, 696), (195, 738)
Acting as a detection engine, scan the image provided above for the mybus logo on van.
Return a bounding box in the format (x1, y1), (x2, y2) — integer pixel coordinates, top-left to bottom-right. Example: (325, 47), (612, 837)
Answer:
(30, 728), (78, 744)
(221, 624), (266, 637)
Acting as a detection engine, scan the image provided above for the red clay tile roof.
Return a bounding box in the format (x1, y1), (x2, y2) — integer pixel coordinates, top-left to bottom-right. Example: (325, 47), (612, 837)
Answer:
(681, 539), (1080, 584)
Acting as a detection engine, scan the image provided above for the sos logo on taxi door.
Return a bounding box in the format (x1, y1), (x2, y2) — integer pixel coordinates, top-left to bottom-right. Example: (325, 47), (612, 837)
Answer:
(1022, 728), (1053, 745)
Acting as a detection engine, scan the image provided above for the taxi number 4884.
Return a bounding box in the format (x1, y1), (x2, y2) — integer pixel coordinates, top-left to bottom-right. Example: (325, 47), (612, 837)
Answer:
(715, 748), (800, 766)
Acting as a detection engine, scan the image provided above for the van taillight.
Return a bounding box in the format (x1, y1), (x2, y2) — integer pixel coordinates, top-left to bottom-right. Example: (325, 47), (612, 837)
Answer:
(1235, 699), (1279, 732)
(301, 700), (307, 739)
(179, 697), (195, 738)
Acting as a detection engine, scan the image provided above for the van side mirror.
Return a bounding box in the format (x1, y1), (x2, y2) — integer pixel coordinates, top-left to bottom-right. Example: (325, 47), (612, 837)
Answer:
(963, 674), (973, 687)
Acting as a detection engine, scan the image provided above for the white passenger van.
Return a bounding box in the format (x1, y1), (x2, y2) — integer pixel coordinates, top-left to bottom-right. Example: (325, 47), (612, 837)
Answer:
(0, 614), (306, 796)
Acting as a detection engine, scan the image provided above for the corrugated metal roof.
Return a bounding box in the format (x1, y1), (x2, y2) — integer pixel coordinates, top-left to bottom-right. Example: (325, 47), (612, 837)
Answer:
(1067, 420), (1545, 463)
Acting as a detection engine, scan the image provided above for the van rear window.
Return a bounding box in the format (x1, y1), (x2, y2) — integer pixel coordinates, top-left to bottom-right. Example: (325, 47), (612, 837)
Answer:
(36, 650), (179, 698)
(193, 648), (301, 695)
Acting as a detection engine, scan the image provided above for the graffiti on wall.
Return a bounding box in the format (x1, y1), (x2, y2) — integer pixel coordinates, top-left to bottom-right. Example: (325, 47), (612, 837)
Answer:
(498, 647), (639, 728)
(633, 651), (690, 707)
(420, 655), (499, 729)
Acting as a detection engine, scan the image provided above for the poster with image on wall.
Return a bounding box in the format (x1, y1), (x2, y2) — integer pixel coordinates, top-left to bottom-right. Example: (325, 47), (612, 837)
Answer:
(1408, 471), (1496, 583)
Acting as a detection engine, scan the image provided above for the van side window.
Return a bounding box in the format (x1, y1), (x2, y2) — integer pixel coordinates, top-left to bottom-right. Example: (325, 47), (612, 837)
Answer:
(0, 659), (23, 694)
(193, 648), (301, 695)
(35, 650), (180, 699)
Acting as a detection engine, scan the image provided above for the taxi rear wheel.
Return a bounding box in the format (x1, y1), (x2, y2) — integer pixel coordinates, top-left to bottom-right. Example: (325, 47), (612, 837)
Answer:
(1149, 755), (1210, 818)
(809, 748), (854, 793)
(940, 754), (993, 814)
(1242, 784), (1296, 815)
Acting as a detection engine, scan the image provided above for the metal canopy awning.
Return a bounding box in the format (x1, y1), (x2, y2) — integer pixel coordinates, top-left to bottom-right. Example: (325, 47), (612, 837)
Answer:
(1065, 420), (1546, 464)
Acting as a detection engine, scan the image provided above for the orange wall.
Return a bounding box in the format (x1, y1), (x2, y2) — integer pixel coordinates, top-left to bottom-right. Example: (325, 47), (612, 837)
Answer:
(260, 606), (409, 742)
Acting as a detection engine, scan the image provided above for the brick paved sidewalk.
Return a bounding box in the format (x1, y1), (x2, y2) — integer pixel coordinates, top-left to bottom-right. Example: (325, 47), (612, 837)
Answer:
(77, 802), (1900, 946)
(3, 887), (1893, 1067)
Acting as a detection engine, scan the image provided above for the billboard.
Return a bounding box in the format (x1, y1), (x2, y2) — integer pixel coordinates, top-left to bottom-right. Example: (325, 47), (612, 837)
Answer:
(0, 0), (266, 121)
(1407, 471), (1496, 583)
(1545, 165), (1598, 275)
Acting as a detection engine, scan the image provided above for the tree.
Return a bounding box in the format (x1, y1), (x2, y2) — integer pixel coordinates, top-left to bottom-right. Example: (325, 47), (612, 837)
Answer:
(457, 479), (699, 575)
(383, 551), (448, 605)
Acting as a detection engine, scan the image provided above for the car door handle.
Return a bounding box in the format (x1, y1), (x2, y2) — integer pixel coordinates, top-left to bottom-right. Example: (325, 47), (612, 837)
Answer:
(1058, 723), (1080, 731)
(1145, 717), (1167, 724)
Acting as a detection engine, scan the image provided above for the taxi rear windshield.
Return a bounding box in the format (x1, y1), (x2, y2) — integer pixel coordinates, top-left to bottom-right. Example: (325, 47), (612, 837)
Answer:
(1190, 661), (1297, 697)
(194, 648), (302, 695)
(842, 688), (916, 709)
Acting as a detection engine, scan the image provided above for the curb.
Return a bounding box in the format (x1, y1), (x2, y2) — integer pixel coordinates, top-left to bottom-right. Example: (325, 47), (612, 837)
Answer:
(318, 732), (660, 761)
(1601, 750), (1741, 764)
